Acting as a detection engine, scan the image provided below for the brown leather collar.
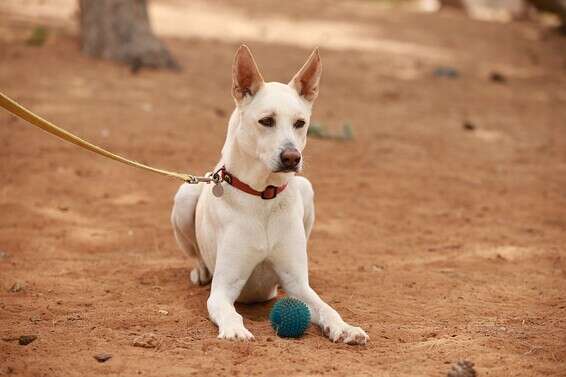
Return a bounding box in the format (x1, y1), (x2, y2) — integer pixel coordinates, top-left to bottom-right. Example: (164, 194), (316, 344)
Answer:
(220, 167), (287, 200)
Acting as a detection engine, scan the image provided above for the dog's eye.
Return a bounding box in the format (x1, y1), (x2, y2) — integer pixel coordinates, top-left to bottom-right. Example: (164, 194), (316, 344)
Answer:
(258, 117), (275, 127)
(294, 120), (306, 129)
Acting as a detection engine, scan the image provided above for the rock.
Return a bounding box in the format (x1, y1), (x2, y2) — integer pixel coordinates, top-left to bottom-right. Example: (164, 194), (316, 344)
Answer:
(462, 121), (476, 131)
(94, 353), (112, 363)
(29, 315), (42, 323)
(67, 313), (82, 321)
(371, 265), (385, 272)
(132, 333), (159, 348)
(158, 309), (169, 315)
(8, 281), (25, 293)
(433, 66), (459, 78)
(447, 360), (477, 377)
(18, 335), (37, 346)
(490, 71), (507, 83)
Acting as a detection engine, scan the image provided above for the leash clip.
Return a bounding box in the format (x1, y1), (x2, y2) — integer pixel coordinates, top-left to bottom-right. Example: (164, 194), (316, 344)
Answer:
(184, 175), (199, 184)
(210, 167), (225, 185)
(184, 167), (225, 185)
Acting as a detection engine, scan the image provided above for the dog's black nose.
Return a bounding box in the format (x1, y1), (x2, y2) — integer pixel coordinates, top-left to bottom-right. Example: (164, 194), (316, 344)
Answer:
(280, 148), (301, 170)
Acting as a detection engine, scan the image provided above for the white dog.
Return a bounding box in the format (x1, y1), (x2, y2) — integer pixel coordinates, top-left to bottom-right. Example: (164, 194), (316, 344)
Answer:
(171, 45), (368, 345)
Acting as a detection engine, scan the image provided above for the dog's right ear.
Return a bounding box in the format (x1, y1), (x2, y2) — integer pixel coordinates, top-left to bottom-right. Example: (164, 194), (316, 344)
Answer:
(232, 45), (264, 103)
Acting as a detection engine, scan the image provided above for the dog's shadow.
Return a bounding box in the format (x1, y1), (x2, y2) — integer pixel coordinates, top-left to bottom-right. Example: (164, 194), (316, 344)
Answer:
(235, 297), (278, 322)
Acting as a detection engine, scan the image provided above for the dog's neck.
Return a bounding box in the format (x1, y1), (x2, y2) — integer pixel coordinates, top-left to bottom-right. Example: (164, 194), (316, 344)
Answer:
(220, 111), (292, 192)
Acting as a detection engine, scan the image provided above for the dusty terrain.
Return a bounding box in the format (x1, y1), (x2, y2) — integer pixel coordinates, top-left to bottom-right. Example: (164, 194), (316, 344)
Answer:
(1, 1), (566, 376)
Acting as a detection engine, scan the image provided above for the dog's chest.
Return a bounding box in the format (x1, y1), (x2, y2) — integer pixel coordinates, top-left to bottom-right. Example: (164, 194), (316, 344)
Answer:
(256, 203), (301, 256)
(222, 189), (300, 246)
(196, 184), (305, 270)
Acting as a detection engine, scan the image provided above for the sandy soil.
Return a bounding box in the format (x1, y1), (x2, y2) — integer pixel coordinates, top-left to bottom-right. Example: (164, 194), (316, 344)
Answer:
(1, 1), (566, 376)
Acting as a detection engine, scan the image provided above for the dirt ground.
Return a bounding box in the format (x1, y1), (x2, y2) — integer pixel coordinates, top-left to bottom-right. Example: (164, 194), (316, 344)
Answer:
(1, 1), (566, 376)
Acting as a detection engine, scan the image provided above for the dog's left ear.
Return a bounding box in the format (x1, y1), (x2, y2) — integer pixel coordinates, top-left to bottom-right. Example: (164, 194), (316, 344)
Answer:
(289, 48), (322, 102)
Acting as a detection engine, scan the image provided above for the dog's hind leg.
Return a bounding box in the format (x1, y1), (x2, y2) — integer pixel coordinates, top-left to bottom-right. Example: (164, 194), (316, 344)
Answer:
(295, 176), (315, 239)
(171, 183), (211, 285)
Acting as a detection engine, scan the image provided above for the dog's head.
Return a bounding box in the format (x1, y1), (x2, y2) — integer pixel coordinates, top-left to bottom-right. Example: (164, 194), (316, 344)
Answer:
(230, 45), (321, 174)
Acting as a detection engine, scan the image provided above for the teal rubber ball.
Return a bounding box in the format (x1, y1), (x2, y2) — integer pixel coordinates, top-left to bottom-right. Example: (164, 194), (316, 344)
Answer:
(269, 297), (311, 338)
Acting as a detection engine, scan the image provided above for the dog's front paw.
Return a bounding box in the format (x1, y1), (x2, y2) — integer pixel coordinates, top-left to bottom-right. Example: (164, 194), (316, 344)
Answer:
(323, 322), (369, 345)
(218, 323), (255, 341)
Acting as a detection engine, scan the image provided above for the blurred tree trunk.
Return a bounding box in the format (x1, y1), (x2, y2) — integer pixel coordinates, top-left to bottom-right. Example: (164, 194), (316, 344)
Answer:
(79, 0), (179, 71)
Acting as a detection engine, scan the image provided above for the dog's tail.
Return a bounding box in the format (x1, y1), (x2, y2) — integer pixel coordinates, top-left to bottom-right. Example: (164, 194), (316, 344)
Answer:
(171, 183), (203, 258)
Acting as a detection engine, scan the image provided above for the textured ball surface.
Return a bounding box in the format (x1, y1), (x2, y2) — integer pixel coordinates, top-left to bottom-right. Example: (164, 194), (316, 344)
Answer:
(269, 297), (311, 338)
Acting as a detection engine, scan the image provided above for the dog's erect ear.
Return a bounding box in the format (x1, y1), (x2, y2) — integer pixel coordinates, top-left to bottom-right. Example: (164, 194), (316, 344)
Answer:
(232, 45), (264, 102)
(289, 49), (322, 102)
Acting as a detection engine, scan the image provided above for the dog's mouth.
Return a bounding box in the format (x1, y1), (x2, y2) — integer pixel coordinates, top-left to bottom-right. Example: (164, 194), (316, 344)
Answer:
(273, 166), (300, 174)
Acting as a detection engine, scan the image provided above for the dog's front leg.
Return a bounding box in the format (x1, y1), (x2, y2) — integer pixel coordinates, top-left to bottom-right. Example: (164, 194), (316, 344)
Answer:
(270, 239), (369, 345)
(207, 238), (263, 341)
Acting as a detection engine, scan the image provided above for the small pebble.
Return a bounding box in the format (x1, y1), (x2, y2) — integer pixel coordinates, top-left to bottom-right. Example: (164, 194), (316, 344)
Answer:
(371, 265), (384, 272)
(133, 333), (159, 348)
(94, 353), (112, 363)
(29, 315), (41, 323)
(462, 121), (476, 131)
(447, 360), (477, 377)
(434, 66), (459, 78)
(19, 335), (37, 345)
(67, 313), (82, 321)
(8, 281), (25, 293)
(489, 71), (506, 83)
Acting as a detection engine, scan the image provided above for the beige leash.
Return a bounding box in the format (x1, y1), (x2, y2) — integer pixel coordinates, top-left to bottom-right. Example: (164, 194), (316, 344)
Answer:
(0, 92), (216, 184)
